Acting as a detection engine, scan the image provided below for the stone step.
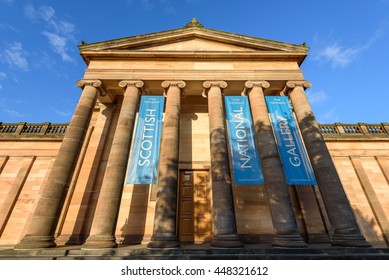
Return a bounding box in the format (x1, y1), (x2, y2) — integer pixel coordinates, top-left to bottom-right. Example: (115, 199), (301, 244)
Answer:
(1, 247), (389, 260)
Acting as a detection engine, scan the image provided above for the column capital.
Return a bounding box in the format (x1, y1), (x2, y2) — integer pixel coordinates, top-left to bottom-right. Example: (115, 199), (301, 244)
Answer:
(286, 80), (311, 91)
(76, 79), (102, 89)
(161, 80), (186, 89)
(118, 80), (144, 89)
(76, 79), (110, 98)
(202, 81), (227, 98)
(242, 80), (270, 96)
(161, 80), (186, 97)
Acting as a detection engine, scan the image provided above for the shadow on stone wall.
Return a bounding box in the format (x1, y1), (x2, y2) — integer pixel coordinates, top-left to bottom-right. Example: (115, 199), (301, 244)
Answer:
(352, 207), (388, 247)
(120, 184), (150, 244)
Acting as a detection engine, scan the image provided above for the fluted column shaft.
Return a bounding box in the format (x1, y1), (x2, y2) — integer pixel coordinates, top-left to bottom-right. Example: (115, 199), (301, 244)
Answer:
(82, 80), (143, 249)
(245, 81), (306, 247)
(15, 79), (100, 249)
(147, 81), (185, 248)
(287, 81), (369, 247)
(203, 81), (242, 248)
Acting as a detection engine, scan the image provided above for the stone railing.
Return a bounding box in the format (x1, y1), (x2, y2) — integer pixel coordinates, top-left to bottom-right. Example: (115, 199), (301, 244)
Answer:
(1, 121), (388, 140)
(0, 122), (68, 139)
(319, 123), (389, 138)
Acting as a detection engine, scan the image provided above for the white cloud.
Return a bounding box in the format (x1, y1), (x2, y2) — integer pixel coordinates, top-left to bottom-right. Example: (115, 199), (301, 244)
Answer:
(307, 90), (328, 104)
(141, 0), (154, 9)
(50, 20), (75, 36)
(313, 24), (387, 68)
(24, 4), (76, 62)
(51, 107), (72, 117)
(2, 0), (15, 4)
(130, 0), (182, 14)
(0, 42), (29, 71)
(42, 31), (72, 62)
(3, 108), (29, 118)
(315, 42), (362, 68)
(317, 108), (340, 124)
(0, 72), (5, 89)
(0, 23), (18, 32)
(24, 4), (55, 21)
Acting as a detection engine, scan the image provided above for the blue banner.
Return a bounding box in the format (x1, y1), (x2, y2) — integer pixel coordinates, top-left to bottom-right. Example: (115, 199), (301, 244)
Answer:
(225, 96), (264, 185)
(265, 96), (316, 185)
(126, 96), (164, 184)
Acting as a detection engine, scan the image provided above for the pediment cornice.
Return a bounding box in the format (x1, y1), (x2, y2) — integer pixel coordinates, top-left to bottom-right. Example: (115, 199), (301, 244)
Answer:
(79, 19), (308, 65)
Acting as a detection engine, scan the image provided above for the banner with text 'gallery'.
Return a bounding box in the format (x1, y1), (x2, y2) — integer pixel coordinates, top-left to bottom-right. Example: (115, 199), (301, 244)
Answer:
(126, 96), (164, 184)
(265, 96), (316, 185)
(225, 96), (264, 185)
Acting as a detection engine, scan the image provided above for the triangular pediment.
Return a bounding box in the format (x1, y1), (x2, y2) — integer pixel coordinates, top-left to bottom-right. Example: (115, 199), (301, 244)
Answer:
(79, 19), (308, 64)
(134, 37), (262, 52)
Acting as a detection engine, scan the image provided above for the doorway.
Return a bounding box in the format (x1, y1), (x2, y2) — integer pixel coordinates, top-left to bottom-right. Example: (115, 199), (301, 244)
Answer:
(178, 170), (212, 243)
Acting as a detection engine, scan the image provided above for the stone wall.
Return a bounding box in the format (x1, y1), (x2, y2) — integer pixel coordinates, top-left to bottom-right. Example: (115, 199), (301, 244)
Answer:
(0, 121), (388, 247)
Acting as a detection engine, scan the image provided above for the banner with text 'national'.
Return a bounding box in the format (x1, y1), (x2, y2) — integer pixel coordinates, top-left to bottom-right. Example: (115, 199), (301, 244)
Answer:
(225, 96), (264, 185)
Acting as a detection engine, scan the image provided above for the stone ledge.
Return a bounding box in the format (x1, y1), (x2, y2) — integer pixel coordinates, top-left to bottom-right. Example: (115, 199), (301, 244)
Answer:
(1, 245), (389, 260)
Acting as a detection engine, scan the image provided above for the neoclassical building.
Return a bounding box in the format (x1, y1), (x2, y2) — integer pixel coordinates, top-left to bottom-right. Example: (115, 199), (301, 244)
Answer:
(1, 19), (389, 258)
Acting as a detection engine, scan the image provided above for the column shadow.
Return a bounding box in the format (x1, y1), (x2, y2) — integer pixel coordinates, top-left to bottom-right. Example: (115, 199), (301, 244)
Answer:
(64, 105), (116, 245)
(120, 184), (150, 244)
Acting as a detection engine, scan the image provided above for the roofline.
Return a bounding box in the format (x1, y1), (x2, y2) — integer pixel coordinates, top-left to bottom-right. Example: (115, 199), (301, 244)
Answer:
(79, 26), (308, 52)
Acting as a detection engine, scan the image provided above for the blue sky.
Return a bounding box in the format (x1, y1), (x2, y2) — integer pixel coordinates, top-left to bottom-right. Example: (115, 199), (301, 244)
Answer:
(0, 0), (388, 124)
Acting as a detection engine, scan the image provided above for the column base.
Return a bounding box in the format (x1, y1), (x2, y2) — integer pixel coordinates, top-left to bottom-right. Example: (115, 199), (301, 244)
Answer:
(147, 235), (180, 249)
(211, 234), (243, 248)
(272, 234), (307, 248)
(14, 235), (56, 250)
(81, 235), (117, 250)
(331, 232), (371, 247)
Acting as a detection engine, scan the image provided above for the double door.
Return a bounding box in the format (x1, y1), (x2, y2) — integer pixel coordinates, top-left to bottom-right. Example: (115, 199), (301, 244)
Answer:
(178, 170), (212, 242)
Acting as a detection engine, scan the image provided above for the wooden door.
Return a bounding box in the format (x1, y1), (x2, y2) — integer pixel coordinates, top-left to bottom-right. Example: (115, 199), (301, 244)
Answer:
(178, 170), (212, 243)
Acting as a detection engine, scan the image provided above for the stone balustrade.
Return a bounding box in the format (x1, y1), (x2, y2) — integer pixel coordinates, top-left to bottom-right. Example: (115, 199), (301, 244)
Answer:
(0, 122), (68, 139)
(1, 122), (388, 139)
(319, 123), (389, 137)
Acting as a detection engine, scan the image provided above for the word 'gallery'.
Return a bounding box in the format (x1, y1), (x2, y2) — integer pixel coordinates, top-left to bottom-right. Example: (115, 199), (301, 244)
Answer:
(1, 19), (389, 250)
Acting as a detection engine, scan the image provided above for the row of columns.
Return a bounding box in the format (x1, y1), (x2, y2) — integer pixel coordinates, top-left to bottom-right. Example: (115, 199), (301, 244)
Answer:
(15, 79), (369, 250)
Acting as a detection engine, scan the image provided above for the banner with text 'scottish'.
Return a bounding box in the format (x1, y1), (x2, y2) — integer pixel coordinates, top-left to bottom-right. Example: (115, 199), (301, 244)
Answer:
(126, 96), (164, 184)
(225, 96), (264, 185)
(265, 96), (316, 185)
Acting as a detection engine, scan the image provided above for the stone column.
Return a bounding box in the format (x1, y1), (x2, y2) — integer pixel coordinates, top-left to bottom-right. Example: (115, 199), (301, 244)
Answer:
(244, 81), (306, 247)
(202, 81), (242, 248)
(15, 79), (100, 249)
(287, 80), (369, 247)
(147, 80), (185, 248)
(82, 80), (143, 249)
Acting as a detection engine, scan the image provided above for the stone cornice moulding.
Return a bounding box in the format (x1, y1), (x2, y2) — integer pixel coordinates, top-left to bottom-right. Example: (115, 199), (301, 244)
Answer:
(79, 51), (308, 65)
(79, 27), (308, 54)
(78, 24), (309, 66)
